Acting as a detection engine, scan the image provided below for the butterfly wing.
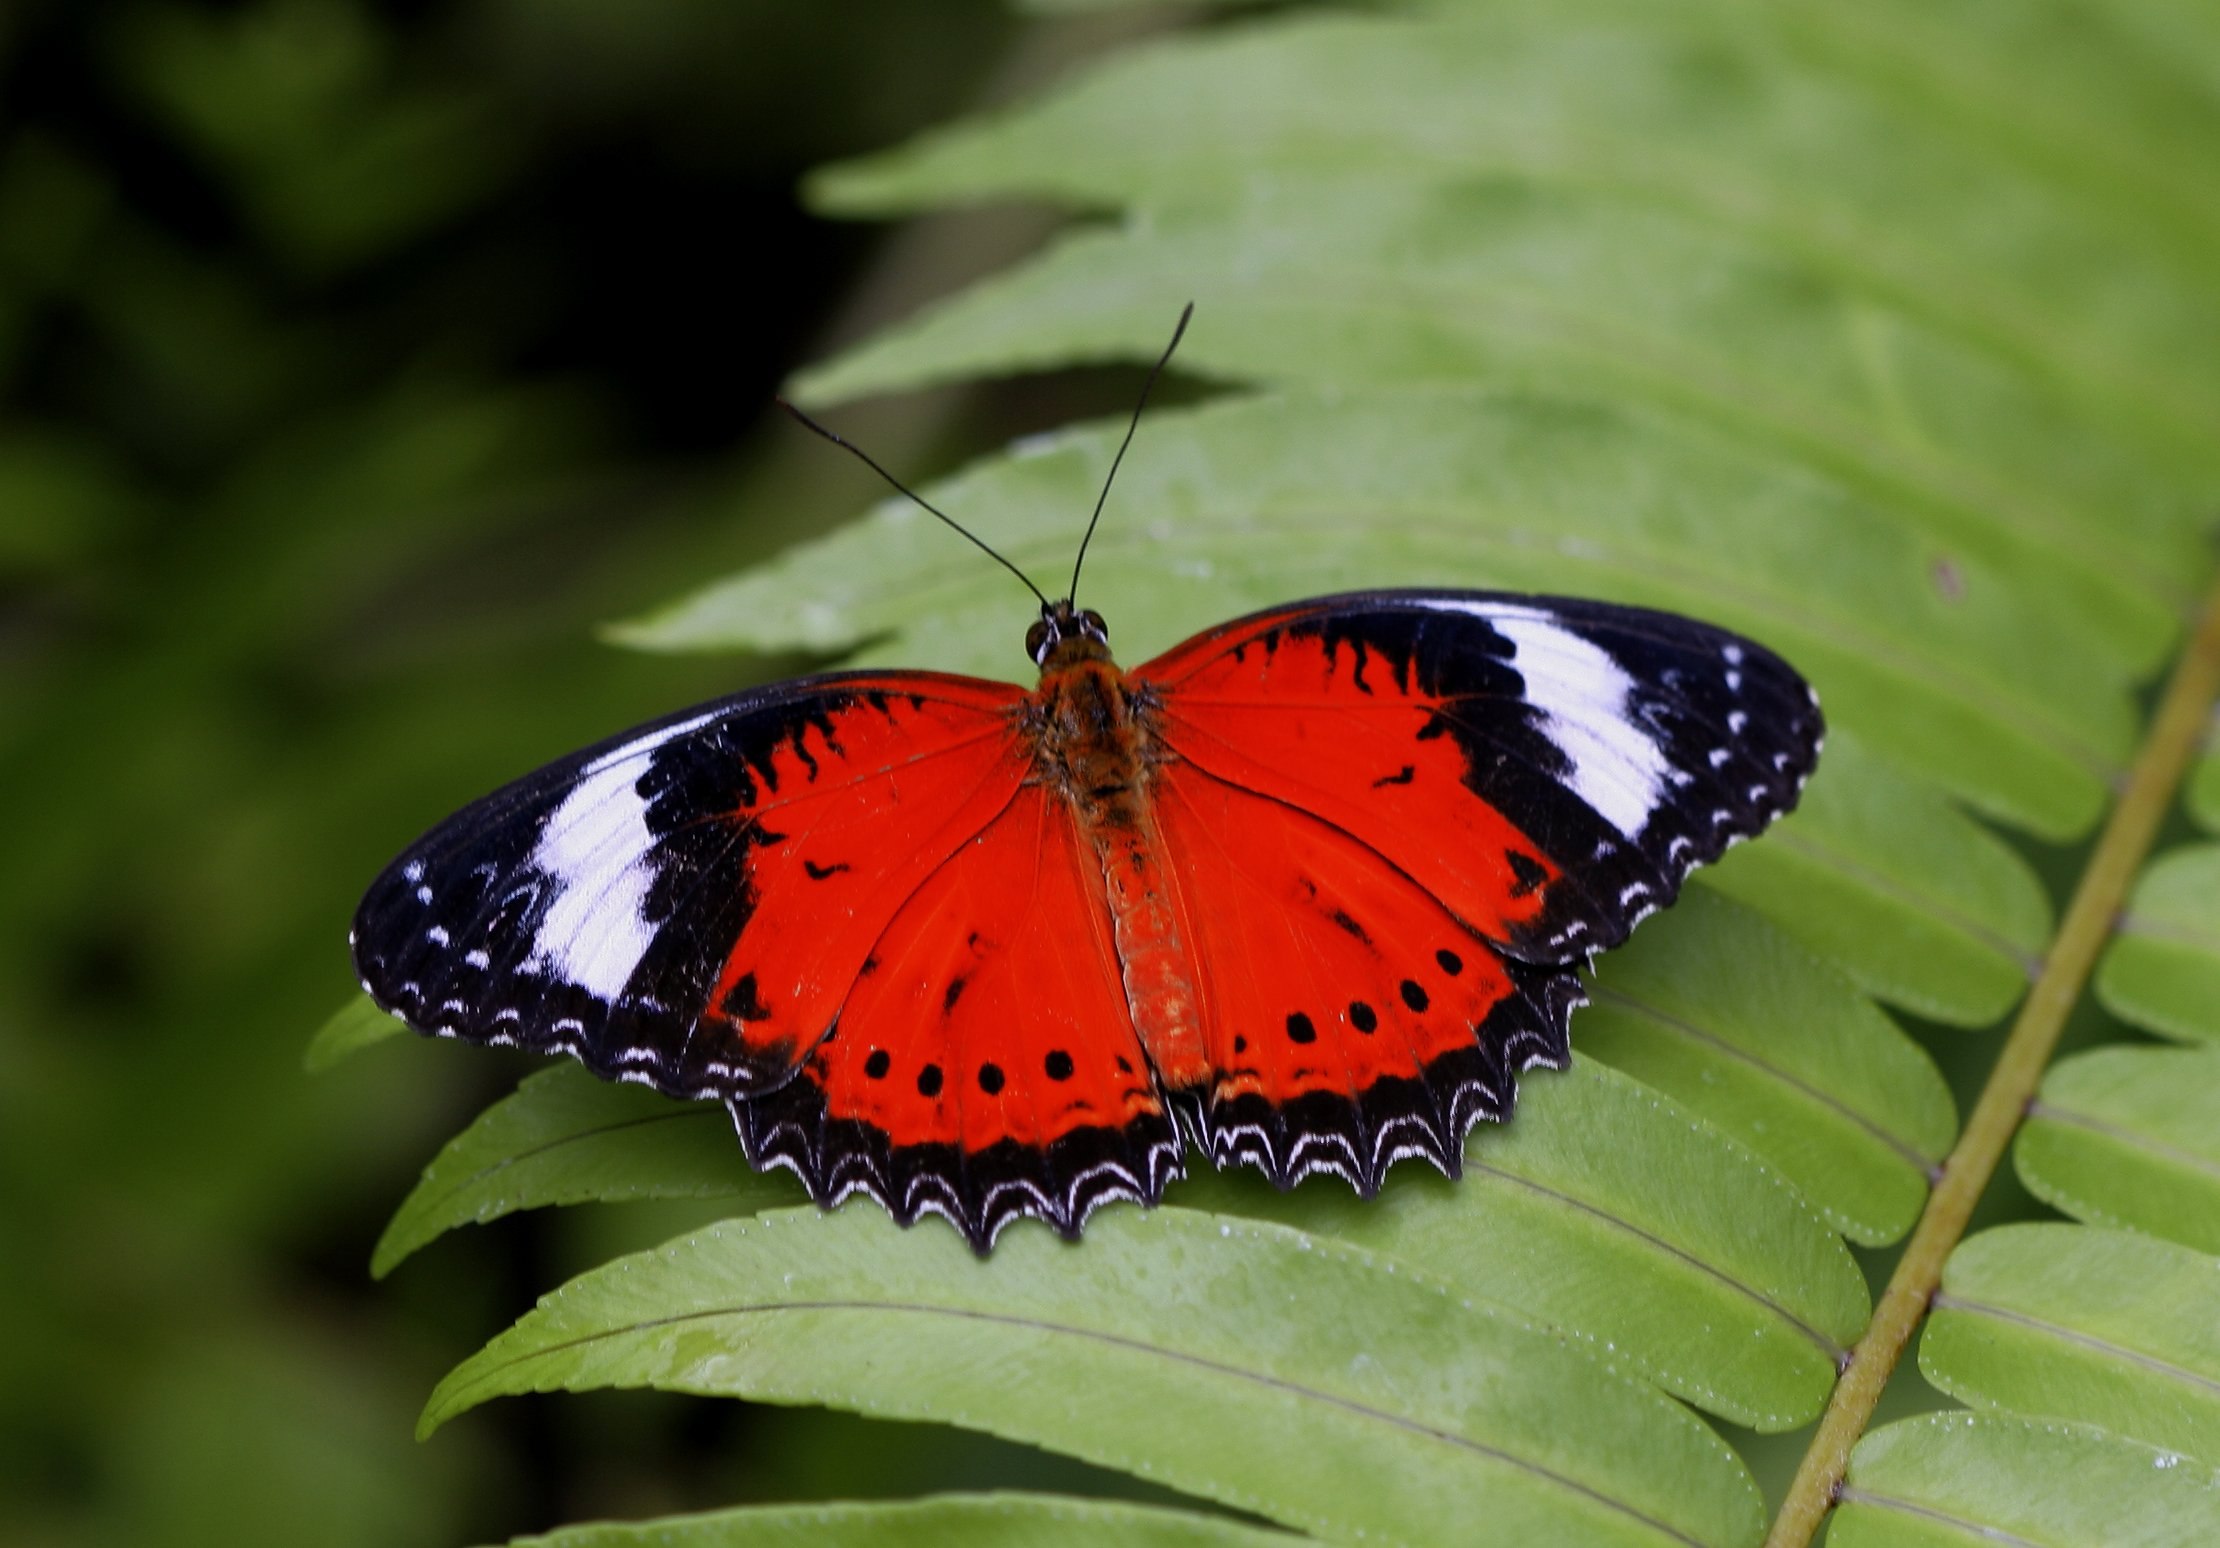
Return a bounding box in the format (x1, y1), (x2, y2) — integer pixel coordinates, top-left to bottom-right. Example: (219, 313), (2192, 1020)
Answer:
(351, 671), (1034, 1101)
(356, 588), (1821, 1247)
(734, 780), (1182, 1251)
(1148, 756), (1579, 1189)
(1139, 589), (1823, 961)
(1134, 589), (1822, 1186)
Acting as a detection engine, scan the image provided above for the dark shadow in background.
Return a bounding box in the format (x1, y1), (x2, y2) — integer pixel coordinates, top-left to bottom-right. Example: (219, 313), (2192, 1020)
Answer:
(0, 5), (1215, 1543)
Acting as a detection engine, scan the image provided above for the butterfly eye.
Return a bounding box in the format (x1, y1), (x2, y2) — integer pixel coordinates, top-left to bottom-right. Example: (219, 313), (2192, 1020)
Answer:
(1025, 618), (1053, 664)
(1080, 609), (1108, 643)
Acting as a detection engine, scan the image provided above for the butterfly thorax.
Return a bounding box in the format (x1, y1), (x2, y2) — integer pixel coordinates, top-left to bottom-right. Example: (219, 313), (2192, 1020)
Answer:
(1024, 651), (1210, 1091)
(1028, 649), (1151, 815)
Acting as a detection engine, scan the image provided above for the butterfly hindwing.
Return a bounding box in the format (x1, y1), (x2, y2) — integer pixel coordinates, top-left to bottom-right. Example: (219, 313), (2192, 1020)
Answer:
(1139, 590), (1824, 965)
(1150, 758), (1578, 1192)
(352, 671), (1029, 1098)
(735, 783), (1182, 1250)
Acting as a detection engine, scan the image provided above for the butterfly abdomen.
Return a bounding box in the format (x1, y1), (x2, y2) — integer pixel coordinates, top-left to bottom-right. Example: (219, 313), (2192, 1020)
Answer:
(1026, 657), (1212, 1093)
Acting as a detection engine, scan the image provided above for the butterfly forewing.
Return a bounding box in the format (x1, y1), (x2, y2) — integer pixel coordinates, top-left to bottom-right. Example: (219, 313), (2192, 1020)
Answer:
(1137, 591), (1824, 962)
(352, 672), (1028, 1098)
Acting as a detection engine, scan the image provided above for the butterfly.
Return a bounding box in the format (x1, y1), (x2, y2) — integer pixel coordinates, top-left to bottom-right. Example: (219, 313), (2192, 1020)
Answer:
(352, 309), (1823, 1253)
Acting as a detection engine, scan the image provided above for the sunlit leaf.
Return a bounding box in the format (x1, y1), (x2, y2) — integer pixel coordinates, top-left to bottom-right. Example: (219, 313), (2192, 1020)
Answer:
(2096, 843), (2220, 1044)
(654, 384), (2127, 838)
(372, 1065), (789, 1277)
(507, 1493), (1298, 1548)
(1834, 1412), (2220, 1547)
(385, 1053), (1864, 1434)
(1696, 731), (2045, 1024)
(1576, 888), (1952, 1246)
(1179, 1057), (1867, 1432)
(304, 994), (404, 1072)
(1922, 1224), (2220, 1469)
(812, 5), (2220, 487)
(794, 193), (2182, 676)
(2188, 754), (2220, 835)
(2016, 1043), (2220, 1255)
(428, 1207), (1764, 1548)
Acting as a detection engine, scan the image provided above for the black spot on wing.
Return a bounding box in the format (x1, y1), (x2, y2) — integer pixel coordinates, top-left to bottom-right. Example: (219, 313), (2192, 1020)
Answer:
(1192, 958), (1580, 1196)
(721, 973), (772, 1023)
(1505, 850), (1548, 897)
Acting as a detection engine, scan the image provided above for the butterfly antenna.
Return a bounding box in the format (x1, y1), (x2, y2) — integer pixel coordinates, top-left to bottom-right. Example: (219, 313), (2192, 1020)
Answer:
(779, 397), (1051, 609)
(1068, 301), (1194, 607)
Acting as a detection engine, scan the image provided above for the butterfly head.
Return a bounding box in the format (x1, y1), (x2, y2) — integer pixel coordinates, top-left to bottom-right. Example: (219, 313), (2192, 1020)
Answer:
(1028, 598), (1111, 669)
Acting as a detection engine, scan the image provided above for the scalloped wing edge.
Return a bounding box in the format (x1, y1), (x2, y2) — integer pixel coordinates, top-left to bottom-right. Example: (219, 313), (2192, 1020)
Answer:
(730, 958), (1581, 1253)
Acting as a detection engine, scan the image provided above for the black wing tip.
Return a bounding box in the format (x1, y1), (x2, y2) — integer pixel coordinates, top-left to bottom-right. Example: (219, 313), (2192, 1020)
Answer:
(1165, 589), (1822, 965)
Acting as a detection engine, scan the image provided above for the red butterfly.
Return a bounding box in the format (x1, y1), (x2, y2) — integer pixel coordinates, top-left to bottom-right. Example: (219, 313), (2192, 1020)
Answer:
(354, 311), (1822, 1252)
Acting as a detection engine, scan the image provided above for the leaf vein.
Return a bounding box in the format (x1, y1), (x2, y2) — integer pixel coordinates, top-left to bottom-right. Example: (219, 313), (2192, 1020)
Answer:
(450, 1297), (1712, 1546)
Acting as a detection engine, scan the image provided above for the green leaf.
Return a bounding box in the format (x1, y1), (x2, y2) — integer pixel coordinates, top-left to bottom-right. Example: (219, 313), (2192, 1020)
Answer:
(372, 1065), (792, 1277)
(670, 375), (2131, 839)
(2189, 753), (2220, 835)
(359, 2), (2220, 1540)
(394, 1054), (1865, 1434)
(1178, 1058), (1867, 1432)
(2016, 1044), (2220, 1256)
(304, 994), (404, 1072)
(2096, 843), (2220, 1044)
(622, 384), (2119, 846)
(1834, 1412), (2220, 1548)
(1575, 888), (1952, 1246)
(506, 1493), (1298, 1548)
(1695, 730), (2046, 1025)
(794, 194), (2184, 676)
(1921, 1223), (2220, 1469)
(810, 7), (2220, 482)
(428, 1207), (1763, 1548)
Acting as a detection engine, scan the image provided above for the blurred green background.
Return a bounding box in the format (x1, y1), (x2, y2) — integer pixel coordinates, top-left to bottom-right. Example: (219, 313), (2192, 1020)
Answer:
(0, 4), (1184, 1543)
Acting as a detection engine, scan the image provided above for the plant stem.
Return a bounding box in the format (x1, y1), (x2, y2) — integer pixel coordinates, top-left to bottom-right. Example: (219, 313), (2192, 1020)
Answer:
(1764, 573), (2220, 1548)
